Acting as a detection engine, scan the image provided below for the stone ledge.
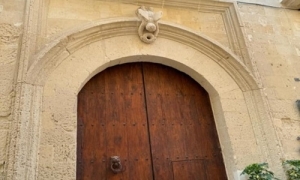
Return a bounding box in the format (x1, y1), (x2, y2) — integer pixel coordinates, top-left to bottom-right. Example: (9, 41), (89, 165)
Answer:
(281, 0), (300, 9)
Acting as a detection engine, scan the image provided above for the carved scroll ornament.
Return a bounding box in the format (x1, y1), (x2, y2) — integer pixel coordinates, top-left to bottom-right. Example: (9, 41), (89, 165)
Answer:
(136, 6), (162, 44)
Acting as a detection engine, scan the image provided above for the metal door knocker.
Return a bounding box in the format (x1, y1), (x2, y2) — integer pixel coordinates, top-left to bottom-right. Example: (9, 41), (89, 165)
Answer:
(110, 156), (123, 174)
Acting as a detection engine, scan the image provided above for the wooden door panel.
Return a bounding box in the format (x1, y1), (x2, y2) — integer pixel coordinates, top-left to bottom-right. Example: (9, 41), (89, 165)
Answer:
(172, 160), (207, 180)
(77, 63), (153, 180)
(142, 65), (175, 179)
(78, 62), (227, 179)
(142, 63), (227, 179)
(143, 94), (174, 179)
(77, 83), (107, 179)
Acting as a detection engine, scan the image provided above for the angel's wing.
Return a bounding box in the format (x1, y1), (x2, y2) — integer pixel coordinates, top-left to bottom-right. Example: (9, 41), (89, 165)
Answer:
(153, 11), (162, 21)
(138, 9), (149, 20)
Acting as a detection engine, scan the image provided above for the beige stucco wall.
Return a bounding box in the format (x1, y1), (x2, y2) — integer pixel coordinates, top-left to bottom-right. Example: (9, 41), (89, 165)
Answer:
(0, 0), (299, 179)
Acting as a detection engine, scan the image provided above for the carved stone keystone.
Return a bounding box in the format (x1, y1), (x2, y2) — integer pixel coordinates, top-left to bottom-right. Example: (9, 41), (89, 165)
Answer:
(136, 6), (162, 44)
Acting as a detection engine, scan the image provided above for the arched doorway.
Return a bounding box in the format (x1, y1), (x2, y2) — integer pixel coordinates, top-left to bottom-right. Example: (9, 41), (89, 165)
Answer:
(77, 63), (227, 179)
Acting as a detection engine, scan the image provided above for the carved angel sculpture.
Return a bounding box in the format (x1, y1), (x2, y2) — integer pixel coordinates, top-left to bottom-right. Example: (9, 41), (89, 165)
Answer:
(136, 6), (162, 44)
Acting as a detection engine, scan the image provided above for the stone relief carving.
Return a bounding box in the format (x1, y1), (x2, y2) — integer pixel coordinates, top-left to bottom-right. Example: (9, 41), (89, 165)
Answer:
(136, 6), (162, 44)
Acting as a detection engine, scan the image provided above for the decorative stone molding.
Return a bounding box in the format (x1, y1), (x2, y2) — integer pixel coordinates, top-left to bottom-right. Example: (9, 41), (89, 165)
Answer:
(6, 0), (43, 179)
(281, 0), (300, 9)
(119, 0), (252, 70)
(136, 6), (162, 44)
(26, 18), (257, 91)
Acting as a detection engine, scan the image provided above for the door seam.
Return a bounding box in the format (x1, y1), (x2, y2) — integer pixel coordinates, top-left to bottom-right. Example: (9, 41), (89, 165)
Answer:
(141, 63), (156, 180)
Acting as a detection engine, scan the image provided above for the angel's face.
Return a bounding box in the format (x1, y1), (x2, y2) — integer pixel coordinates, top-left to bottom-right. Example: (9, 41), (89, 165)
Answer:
(146, 22), (157, 32)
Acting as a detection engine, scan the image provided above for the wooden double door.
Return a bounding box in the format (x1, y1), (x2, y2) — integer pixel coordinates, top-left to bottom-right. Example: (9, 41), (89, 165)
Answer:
(77, 63), (227, 180)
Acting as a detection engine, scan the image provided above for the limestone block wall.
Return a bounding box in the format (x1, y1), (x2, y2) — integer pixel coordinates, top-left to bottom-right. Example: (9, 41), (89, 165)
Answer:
(0, 0), (25, 178)
(238, 3), (300, 160)
(45, 0), (229, 49)
(43, 0), (300, 161)
(0, 0), (299, 179)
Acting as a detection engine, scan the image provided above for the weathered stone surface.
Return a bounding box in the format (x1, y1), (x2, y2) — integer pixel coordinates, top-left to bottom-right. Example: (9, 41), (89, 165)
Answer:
(282, 0), (300, 9)
(0, 131), (7, 162)
(239, 3), (300, 167)
(53, 144), (76, 163)
(0, 1), (25, 178)
(0, 130), (8, 178)
(0, 95), (12, 117)
(1, 0), (300, 179)
(0, 23), (22, 36)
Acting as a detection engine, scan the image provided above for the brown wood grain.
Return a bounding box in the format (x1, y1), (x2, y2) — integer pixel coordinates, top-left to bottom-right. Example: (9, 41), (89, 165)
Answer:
(77, 63), (153, 180)
(172, 160), (207, 180)
(77, 62), (227, 180)
(142, 63), (227, 179)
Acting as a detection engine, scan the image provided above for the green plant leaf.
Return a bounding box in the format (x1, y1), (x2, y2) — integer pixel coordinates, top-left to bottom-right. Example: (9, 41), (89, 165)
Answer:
(241, 163), (279, 180)
(283, 160), (300, 180)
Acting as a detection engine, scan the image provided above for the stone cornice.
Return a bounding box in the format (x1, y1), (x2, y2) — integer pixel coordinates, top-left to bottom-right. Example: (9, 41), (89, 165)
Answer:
(120, 0), (234, 10)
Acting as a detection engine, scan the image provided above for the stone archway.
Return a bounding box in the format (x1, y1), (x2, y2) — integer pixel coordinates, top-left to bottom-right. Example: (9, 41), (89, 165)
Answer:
(8, 18), (284, 179)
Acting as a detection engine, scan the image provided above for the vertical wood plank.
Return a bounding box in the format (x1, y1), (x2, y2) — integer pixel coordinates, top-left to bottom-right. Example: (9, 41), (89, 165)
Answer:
(142, 63), (174, 180)
(77, 63), (153, 180)
(77, 72), (107, 180)
(172, 160), (207, 180)
(143, 63), (227, 180)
